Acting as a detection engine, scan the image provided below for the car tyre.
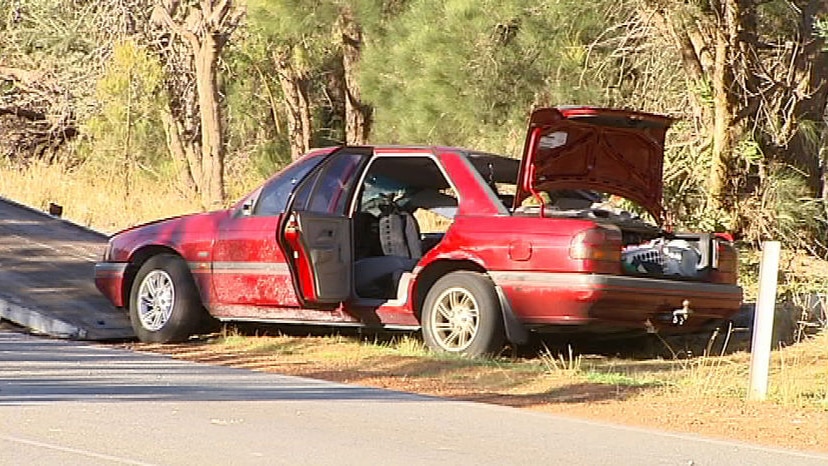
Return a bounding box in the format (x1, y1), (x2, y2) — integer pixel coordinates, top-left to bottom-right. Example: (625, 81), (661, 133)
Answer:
(422, 271), (505, 357)
(128, 254), (207, 343)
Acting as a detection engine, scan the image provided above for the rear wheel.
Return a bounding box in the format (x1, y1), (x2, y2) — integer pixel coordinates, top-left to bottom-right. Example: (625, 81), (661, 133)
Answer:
(128, 254), (209, 343)
(421, 271), (505, 357)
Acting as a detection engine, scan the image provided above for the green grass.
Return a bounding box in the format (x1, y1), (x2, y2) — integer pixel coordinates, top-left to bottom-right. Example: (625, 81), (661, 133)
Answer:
(583, 371), (660, 388)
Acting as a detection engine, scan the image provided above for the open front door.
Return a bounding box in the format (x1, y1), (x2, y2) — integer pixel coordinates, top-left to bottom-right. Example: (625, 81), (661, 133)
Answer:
(278, 148), (370, 308)
(283, 211), (351, 305)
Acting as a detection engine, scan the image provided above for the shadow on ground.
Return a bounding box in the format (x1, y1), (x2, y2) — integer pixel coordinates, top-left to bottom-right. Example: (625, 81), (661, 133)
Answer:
(0, 331), (432, 405)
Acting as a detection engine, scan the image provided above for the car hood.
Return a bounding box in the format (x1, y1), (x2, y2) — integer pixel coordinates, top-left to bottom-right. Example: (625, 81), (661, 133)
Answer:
(516, 106), (673, 222)
(111, 210), (228, 241)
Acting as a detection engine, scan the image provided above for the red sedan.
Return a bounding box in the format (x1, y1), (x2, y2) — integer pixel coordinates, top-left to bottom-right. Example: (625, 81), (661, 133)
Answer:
(94, 107), (742, 356)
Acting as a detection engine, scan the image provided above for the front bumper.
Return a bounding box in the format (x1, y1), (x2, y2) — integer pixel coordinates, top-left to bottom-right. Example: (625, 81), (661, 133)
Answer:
(489, 271), (743, 332)
(94, 262), (129, 308)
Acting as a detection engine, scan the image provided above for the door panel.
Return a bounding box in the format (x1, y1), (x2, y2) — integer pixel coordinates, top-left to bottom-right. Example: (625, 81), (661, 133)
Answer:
(290, 211), (352, 304)
(280, 148), (369, 308)
(212, 214), (299, 307)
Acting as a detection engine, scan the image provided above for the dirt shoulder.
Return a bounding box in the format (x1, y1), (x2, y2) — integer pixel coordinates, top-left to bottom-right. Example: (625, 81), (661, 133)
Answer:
(109, 330), (828, 455)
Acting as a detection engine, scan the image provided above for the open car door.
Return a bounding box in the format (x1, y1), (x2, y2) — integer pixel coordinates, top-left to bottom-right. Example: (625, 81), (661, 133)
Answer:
(282, 211), (351, 306)
(278, 148), (370, 308)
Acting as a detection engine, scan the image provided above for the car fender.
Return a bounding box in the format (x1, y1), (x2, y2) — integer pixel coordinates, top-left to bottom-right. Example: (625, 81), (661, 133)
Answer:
(110, 231), (215, 309)
(411, 250), (529, 345)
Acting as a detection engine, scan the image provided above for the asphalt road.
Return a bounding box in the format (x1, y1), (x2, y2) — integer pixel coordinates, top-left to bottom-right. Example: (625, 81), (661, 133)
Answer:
(2, 330), (827, 465)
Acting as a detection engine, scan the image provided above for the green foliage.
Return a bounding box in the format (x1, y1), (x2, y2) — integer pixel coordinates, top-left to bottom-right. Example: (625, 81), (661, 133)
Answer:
(360, 0), (631, 154)
(660, 120), (727, 230)
(1, 0), (99, 59)
(755, 0), (807, 37)
(223, 30), (293, 178)
(584, 371), (657, 387)
(735, 137), (764, 169)
(81, 41), (167, 177)
(243, 0), (366, 152)
(740, 164), (825, 252)
(817, 17), (828, 49)
(245, 0), (350, 68)
(1, 0), (827, 262)
(0, 0), (129, 120)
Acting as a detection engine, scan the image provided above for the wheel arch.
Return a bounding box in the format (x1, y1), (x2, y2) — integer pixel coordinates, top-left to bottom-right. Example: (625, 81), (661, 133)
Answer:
(413, 259), (487, 320)
(413, 258), (529, 346)
(122, 245), (185, 308)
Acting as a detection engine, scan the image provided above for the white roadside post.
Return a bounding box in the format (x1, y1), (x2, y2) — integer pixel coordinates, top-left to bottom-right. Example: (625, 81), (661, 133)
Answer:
(747, 241), (781, 401)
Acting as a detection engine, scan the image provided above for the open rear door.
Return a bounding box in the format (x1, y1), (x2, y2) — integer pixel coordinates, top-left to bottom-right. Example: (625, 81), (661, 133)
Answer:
(278, 148), (370, 308)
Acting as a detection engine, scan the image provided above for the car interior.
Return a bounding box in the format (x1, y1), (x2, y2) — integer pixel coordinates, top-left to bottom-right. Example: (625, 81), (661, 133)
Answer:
(352, 156), (460, 299)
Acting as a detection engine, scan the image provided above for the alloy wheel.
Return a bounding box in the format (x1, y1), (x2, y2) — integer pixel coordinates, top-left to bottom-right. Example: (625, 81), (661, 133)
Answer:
(429, 286), (480, 352)
(136, 270), (175, 331)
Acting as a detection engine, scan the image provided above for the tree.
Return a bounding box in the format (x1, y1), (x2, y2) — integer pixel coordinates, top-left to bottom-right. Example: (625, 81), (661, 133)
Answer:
(0, 0), (128, 162)
(150, 0), (244, 209)
(84, 40), (166, 196)
(246, 0), (381, 159)
(360, 0), (610, 154)
(338, 4), (373, 144)
(641, 0), (828, 214)
(272, 41), (315, 159)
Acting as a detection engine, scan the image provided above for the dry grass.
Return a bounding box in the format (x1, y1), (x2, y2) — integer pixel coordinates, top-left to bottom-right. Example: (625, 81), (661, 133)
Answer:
(5, 160), (827, 449)
(413, 207), (453, 233)
(127, 326), (828, 413)
(771, 331), (828, 408)
(3, 161), (824, 411)
(0, 161), (204, 234)
(113, 327), (828, 453)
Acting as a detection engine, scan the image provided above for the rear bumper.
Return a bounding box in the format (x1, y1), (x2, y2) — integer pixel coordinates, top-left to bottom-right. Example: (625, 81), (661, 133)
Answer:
(489, 271), (742, 332)
(94, 262), (128, 308)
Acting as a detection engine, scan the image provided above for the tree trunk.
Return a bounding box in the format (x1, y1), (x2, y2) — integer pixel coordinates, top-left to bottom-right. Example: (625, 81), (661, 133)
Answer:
(821, 103), (828, 215)
(193, 34), (226, 209)
(785, 0), (828, 193)
(150, 0), (241, 209)
(274, 47), (312, 160)
(641, 0), (744, 208)
(160, 100), (199, 194)
(339, 8), (372, 145)
(708, 25), (736, 209)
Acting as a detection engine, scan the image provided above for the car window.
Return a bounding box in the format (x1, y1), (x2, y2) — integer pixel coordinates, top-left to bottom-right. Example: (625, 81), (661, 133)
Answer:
(356, 156), (458, 234)
(254, 154), (325, 216)
(292, 150), (368, 215)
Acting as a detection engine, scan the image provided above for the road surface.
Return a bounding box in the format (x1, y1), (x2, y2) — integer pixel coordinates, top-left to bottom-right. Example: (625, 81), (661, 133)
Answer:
(2, 330), (826, 466)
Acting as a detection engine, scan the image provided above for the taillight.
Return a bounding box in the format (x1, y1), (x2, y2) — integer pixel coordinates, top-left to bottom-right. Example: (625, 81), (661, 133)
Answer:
(713, 237), (738, 283)
(570, 225), (623, 262)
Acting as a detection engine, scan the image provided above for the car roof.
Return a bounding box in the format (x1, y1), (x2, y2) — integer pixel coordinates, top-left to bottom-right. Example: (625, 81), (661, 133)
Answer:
(310, 145), (520, 185)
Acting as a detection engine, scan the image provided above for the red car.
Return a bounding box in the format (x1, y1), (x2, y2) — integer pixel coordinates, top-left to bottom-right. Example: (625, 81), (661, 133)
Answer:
(94, 107), (742, 356)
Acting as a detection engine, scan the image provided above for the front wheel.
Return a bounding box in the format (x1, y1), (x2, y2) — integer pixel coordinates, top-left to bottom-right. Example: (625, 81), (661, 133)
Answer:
(421, 271), (505, 357)
(128, 254), (210, 343)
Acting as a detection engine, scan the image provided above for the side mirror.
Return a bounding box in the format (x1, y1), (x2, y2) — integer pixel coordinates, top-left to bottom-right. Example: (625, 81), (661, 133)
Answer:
(240, 200), (254, 216)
